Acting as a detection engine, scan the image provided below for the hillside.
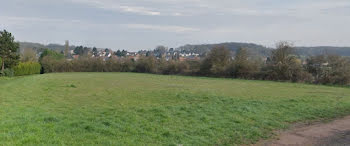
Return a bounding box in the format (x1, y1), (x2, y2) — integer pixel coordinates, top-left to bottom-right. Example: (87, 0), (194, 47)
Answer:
(177, 42), (350, 57)
(1, 73), (350, 145)
(19, 42), (75, 53)
(296, 46), (350, 56)
(177, 42), (271, 57)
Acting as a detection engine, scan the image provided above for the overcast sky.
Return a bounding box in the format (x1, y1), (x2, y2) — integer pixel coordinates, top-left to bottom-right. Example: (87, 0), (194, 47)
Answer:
(1, 0), (350, 51)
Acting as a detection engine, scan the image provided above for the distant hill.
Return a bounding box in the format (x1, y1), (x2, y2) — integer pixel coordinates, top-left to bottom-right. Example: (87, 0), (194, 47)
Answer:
(19, 42), (75, 53)
(295, 46), (350, 56)
(177, 42), (350, 57)
(177, 42), (272, 57)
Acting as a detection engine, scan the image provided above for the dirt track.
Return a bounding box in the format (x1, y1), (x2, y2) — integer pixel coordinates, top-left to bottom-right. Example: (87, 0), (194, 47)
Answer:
(256, 116), (350, 146)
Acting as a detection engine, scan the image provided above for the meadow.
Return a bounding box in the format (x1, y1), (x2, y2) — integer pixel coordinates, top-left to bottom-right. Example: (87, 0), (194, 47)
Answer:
(1, 73), (350, 145)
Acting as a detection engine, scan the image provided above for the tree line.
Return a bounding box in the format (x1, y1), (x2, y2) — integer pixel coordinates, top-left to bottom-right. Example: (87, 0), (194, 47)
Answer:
(39, 41), (350, 86)
(1, 29), (350, 85)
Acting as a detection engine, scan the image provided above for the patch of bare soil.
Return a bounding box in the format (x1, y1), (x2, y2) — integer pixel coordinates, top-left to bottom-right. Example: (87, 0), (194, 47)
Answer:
(255, 116), (350, 146)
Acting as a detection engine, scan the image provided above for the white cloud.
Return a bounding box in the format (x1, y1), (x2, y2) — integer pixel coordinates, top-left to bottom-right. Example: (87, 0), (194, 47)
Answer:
(2, 0), (350, 49)
(123, 24), (200, 33)
(0, 15), (83, 29)
(69, 0), (161, 16)
(65, 0), (350, 17)
(1, 16), (70, 23)
(0, 15), (199, 34)
(119, 6), (160, 16)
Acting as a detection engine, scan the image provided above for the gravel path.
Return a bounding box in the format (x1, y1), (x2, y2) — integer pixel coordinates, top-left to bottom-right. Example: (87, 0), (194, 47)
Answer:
(317, 130), (350, 146)
(256, 116), (350, 146)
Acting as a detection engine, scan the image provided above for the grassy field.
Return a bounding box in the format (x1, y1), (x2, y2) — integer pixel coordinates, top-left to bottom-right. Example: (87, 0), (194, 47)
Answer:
(1, 73), (350, 145)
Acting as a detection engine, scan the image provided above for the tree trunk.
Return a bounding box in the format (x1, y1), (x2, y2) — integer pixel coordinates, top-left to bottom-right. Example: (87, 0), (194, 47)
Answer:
(1, 58), (4, 72)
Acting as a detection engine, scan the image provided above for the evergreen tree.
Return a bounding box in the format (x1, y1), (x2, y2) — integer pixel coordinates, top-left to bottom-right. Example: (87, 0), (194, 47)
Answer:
(0, 30), (20, 72)
(92, 47), (98, 57)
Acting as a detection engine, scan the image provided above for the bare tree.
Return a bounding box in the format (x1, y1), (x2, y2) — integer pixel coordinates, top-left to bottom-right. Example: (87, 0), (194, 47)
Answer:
(200, 46), (231, 76)
(21, 48), (37, 62)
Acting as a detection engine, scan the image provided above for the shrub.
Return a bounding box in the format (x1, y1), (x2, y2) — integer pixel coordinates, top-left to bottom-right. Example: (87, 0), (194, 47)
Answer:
(262, 42), (312, 82)
(40, 56), (60, 73)
(186, 60), (201, 75)
(13, 62), (41, 76)
(307, 55), (350, 85)
(0, 68), (14, 77)
(120, 59), (135, 72)
(228, 48), (260, 79)
(161, 60), (190, 75)
(135, 56), (156, 73)
(21, 48), (37, 62)
(39, 49), (64, 62)
(105, 58), (121, 72)
(200, 46), (231, 76)
(40, 56), (137, 73)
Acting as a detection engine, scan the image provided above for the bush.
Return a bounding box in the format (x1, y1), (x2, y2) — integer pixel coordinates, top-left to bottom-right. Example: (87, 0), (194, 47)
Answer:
(161, 60), (190, 75)
(306, 55), (350, 85)
(200, 46), (231, 76)
(228, 48), (261, 79)
(228, 61), (260, 79)
(0, 68), (14, 77)
(135, 56), (156, 73)
(40, 56), (136, 73)
(39, 49), (64, 62)
(13, 62), (41, 76)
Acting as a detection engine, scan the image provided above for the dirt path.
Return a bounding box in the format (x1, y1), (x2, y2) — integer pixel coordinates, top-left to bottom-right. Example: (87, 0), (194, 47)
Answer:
(256, 116), (350, 146)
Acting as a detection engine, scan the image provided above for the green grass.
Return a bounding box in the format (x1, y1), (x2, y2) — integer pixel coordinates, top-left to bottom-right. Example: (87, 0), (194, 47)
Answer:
(1, 73), (350, 145)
